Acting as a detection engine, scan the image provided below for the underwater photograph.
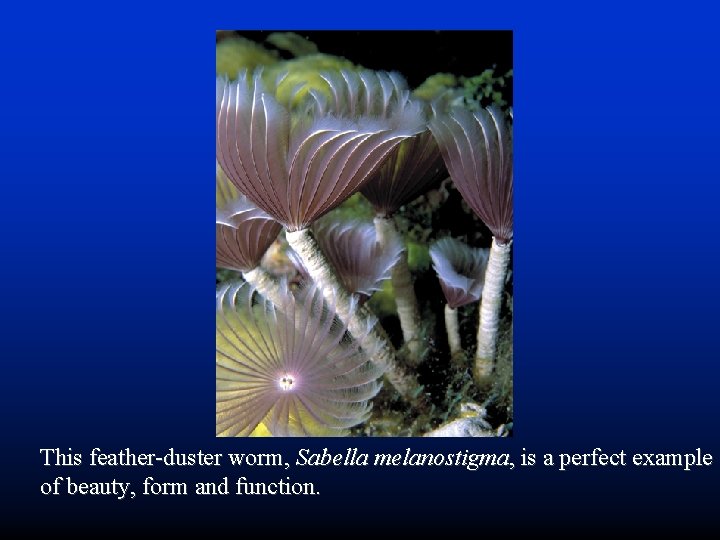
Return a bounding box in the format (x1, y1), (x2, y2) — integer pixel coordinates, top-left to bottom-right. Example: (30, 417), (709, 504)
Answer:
(215, 31), (513, 437)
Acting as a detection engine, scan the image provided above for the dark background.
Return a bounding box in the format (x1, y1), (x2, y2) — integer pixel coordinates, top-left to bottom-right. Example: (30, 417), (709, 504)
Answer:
(231, 30), (513, 89)
(2, 2), (720, 534)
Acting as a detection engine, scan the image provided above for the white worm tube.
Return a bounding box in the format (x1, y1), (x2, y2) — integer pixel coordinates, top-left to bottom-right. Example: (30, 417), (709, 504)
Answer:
(286, 228), (424, 404)
(241, 266), (288, 308)
(374, 216), (423, 364)
(475, 238), (512, 382)
(444, 304), (462, 357)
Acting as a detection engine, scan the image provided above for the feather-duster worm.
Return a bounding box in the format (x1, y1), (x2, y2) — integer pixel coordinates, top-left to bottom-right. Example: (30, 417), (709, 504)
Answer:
(363, 112), (446, 364)
(430, 237), (489, 357)
(313, 70), (446, 364)
(430, 105), (512, 382)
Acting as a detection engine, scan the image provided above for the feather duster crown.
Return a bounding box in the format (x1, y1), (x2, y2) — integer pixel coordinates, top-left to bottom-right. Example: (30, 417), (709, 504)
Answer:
(308, 70), (417, 124)
(430, 237), (490, 309)
(429, 104), (513, 243)
(361, 129), (447, 217)
(216, 166), (281, 273)
(216, 281), (384, 436)
(216, 70), (424, 231)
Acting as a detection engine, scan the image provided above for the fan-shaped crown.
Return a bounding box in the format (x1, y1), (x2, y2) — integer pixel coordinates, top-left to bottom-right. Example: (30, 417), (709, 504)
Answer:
(429, 105), (513, 243)
(216, 166), (282, 272)
(430, 237), (490, 309)
(362, 127), (447, 216)
(216, 71), (424, 231)
(216, 281), (384, 436)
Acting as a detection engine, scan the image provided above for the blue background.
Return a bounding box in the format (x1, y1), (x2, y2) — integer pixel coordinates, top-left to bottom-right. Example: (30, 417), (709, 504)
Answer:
(1, 1), (718, 532)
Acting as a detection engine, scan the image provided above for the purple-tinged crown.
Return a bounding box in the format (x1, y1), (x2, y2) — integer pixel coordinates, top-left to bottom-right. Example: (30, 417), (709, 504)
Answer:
(430, 237), (489, 309)
(429, 105), (513, 243)
(216, 70), (424, 231)
(361, 129), (446, 217)
(216, 166), (281, 272)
